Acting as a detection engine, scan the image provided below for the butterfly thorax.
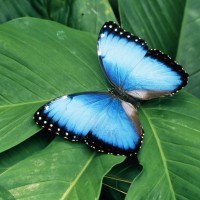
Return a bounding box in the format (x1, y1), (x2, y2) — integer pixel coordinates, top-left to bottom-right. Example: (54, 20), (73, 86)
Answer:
(109, 88), (139, 107)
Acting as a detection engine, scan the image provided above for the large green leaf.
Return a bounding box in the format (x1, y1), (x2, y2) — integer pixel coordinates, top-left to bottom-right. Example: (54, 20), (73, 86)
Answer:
(0, 137), (124, 199)
(0, 18), (124, 199)
(126, 92), (200, 200)
(0, 0), (116, 34)
(0, 17), (108, 153)
(177, 0), (200, 97)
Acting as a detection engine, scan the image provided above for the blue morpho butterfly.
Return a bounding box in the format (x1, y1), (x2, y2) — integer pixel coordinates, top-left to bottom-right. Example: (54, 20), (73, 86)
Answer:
(34, 21), (188, 156)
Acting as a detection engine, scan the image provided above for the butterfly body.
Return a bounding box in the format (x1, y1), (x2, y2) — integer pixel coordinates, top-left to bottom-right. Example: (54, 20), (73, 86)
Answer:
(109, 88), (139, 107)
(34, 21), (188, 156)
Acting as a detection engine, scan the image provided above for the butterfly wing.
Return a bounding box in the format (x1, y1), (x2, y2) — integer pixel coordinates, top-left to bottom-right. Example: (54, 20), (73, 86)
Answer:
(98, 21), (188, 100)
(34, 92), (143, 156)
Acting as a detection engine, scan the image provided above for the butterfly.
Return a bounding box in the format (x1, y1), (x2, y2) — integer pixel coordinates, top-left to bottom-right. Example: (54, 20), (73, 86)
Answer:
(33, 21), (188, 156)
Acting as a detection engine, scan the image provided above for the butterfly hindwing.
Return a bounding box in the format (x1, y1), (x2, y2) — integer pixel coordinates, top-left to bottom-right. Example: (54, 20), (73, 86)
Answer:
(84, 99), (143, 156)
(33, 92), (143, 156)
(98, 21), (188, 100)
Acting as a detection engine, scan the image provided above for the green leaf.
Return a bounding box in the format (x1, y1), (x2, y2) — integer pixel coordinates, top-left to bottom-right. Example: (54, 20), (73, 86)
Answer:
(108, 0), (119, 21)
(118, 0), (185, 58)
(126, 92), (200, 200)
(0, 130), (54, 174)
(0, 18), (123, 200)
(101, 157), (142, 200)
(0, 17), (108, 153)
(0, 138), (124, 199)
(0, 0), (116, 34)
(67, 0), (117, 34)
(0, 185), (15, 200)
(0, 0), (49, 22)
(177, 0), (200, 97)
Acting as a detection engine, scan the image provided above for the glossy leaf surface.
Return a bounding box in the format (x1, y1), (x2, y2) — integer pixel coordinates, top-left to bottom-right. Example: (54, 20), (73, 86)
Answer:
(0, 17), (108, 153)
(0, 0), (116, 34)
(0, 138), (124, 199)
(126, 92), (200, 199)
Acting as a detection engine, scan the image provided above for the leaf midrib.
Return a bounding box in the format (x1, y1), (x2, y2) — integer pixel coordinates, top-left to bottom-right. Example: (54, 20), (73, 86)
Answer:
(0, 100), (48, 109)
(60, 152), (96, 200)
(141, 107), (176, 200)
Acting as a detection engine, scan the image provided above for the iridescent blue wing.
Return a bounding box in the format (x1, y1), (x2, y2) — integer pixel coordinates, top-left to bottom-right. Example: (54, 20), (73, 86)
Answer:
(98, 21), (188, 100)
(34, 92), (143, 156)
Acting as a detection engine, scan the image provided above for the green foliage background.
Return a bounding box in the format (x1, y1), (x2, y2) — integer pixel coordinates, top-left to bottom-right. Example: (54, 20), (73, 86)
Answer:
(0, 0), (199, 199)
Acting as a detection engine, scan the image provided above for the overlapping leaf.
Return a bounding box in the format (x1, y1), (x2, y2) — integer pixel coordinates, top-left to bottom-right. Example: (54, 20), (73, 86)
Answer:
(67, 0), (117, 34)
(0, 0), (116, 34)
(126, 93), (200, 199)
(0, 18), (124, 199)
(118, 0), (185, 58)
(177, 0), (200, 97)
(0, 130), (54, 174)
(0, 137), (124, 199)
(101, 157), (142, 200)
(0, 17), (108, 153)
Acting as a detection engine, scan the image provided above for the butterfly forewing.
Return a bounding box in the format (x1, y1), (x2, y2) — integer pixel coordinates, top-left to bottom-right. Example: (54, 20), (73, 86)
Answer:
(98, 21), (148, 88)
